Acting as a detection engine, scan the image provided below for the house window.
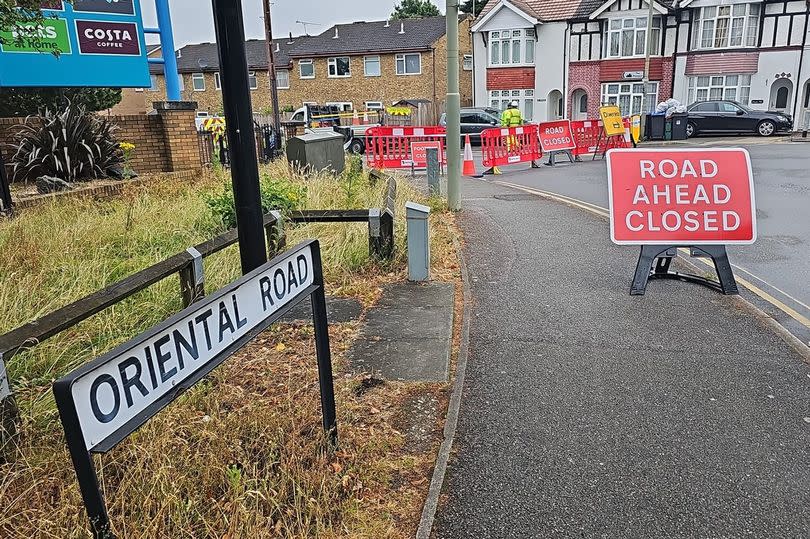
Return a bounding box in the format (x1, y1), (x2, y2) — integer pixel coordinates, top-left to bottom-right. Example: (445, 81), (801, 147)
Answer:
(248, 71), (258, 90)
(364, 55), (381, 77)
(177, 74), (184, 92)
(488, 89), (535, 121)
(605, 17), (661, 58)
(365, 101), (384, 110)
(299, 59), (314, 79)
(326, 101), (353, 111)
(276, 69), (289, 89)
(578, 93), (588, 113)
(192, 72), (205, 91)
(328, 57), (351, 77)
(463, 54), (473, 71)
(687, 75), (752, 105)
(147, 74), (158, 92)
(488, 28), (535, 66)
(691, 4), (760, 50)
(601, 82), (659, 116)
(214, 72), (221, 90)
(396, 53), (421, 75)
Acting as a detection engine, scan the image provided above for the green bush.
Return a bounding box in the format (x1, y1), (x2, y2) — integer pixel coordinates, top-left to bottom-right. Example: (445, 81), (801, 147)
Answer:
(205, 173), (306, 229)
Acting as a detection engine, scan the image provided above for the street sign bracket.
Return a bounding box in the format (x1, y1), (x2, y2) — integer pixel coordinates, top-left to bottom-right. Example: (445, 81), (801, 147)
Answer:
(631, 244), (739, 296)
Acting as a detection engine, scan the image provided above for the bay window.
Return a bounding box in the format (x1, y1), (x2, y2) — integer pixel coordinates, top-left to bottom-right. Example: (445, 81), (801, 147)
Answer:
(687, 75), (751, 105)
(601, 82), (659, 116)
(489, 89), (535, 121)
(605, 17), (661, 58)
(691, 4), (760, 50)
(488, 28), (535, 66)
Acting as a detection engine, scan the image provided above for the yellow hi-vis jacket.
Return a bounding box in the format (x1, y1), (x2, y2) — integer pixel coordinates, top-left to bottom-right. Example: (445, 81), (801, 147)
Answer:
(501, 107), (523, 127)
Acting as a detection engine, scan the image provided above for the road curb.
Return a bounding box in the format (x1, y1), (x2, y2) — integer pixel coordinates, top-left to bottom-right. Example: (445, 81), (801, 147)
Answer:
(415, 233), (472, 539)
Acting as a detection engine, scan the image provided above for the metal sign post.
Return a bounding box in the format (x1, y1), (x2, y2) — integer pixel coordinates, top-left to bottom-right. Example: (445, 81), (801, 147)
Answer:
(53, 241), (337, 538)
(0, 149), (13, 214)
(211, 0), (268, 274)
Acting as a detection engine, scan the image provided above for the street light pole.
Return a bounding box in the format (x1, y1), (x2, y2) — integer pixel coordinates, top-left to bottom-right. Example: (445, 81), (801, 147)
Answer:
(640, 0), (655, 140)
(446, 0), (461, 211)
(211, 0), (268, 274)
(262, 0), (283, 154)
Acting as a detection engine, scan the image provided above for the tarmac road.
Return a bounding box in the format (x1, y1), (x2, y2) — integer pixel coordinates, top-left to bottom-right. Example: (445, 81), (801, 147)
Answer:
(475, 140), (810, 344)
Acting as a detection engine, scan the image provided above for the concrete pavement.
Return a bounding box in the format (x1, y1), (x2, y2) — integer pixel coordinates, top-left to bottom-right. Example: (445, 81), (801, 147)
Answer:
(432, 178), (810, 538)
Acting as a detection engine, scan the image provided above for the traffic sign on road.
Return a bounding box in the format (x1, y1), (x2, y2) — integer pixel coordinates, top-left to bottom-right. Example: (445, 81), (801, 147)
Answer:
(410, 141), (444, 168)
(538, 120), (576, 153)
(606, 148), (756, 245)
(599, 105), (625, 137)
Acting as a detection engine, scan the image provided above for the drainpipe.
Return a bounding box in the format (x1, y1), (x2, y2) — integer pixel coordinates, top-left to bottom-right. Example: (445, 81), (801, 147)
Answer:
(640, 0), (655, 139)
(562, 24), (568, 119)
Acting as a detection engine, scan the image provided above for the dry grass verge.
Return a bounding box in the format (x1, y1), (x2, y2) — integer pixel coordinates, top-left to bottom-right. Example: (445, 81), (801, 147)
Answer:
(0, 160), (461, 537)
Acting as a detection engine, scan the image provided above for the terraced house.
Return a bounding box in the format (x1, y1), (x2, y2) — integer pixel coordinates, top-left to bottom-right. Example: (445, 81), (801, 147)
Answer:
(471, 0), (810, 129)
(132, 16), (473, 118)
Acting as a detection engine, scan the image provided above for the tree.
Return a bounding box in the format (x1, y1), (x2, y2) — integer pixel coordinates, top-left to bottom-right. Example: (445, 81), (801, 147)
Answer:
(0, 0), (55, 46)
(391, 0), (441, 20)
(459, 0), (485, 18)
(0, 88), (122, 116)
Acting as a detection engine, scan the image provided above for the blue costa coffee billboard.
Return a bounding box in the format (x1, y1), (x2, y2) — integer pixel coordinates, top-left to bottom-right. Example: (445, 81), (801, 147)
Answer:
(0, 0), (150, 88)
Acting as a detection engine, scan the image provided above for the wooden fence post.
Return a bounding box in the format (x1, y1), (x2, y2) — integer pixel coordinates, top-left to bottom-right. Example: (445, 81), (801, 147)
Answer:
(265, 211), (286, 256)
(0, 354), (18, 457)
(179, 247), (205, 307)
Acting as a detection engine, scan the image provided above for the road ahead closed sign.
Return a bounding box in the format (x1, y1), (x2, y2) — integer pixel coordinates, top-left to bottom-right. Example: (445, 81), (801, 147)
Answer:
(538, 120), (576, 152)
(607, 148), (756, 245)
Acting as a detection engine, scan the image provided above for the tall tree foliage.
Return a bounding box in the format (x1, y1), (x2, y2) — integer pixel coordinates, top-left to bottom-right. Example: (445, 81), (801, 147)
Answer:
(0, 0), (53, 46)
(0, 88), (122, 116)
(460, 0), (485, 18)
(391, 0), (441, 19)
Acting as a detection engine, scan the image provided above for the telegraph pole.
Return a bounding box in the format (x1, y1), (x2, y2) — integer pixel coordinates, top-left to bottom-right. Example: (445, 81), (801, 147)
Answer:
(446, 0), (461, 211)
(211, 0), (268, 273)
(640, 0), (655, 140)
(262, 0), (283, 154)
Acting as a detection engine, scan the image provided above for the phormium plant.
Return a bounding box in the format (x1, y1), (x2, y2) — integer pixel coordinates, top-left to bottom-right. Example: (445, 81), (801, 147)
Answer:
(11, 103), (124, 183)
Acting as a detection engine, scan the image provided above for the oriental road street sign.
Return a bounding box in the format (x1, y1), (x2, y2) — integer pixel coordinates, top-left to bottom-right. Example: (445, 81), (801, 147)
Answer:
(606, 148), (756, 245)
(53, 240), (337, 538)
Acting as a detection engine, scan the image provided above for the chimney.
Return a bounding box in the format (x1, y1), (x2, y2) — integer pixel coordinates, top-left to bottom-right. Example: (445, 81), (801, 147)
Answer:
(288, 32), (294, 44)
(333, 27), (339, 39)
(399, 21), (405, 34)
(275, 43), (280, 52)
(385, 20), (390, 28)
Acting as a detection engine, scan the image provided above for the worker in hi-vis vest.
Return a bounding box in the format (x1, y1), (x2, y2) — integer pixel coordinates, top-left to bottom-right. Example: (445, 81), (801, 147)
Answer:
(501, 101), (523, 150)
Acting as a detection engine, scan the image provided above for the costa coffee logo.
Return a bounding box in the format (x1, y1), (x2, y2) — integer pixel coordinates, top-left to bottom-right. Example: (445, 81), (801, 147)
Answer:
(76, 20), (140, 55)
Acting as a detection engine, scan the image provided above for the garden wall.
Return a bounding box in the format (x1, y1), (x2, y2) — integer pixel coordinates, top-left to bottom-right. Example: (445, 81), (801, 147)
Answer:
(0, 101), (202, 182)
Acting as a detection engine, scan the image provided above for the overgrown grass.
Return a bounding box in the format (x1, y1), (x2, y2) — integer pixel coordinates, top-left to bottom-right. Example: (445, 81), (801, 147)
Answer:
(0, 159), (459, 537)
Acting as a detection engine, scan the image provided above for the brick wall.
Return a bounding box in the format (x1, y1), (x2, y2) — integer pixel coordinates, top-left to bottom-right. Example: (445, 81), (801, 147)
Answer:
(0, 102), (200, 182)
(568, 61), (602, 118)
(486, 67), (535, 90)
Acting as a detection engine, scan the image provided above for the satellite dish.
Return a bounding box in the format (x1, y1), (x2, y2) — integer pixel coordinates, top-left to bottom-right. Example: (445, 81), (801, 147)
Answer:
(198, 58), (209, 69)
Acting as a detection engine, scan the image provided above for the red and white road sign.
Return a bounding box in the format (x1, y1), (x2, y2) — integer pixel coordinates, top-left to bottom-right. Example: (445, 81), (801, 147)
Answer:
(538, 120), (576, 152)
(606, 148), (756, 245)
(409, 141), (444, 168)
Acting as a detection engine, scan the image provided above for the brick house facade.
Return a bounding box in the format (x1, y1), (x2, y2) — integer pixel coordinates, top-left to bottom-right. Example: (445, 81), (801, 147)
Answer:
(137, 16), (473, 117)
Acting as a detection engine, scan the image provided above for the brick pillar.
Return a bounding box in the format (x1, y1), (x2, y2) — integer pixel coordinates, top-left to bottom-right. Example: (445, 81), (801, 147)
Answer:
(153, 101), (202, 172)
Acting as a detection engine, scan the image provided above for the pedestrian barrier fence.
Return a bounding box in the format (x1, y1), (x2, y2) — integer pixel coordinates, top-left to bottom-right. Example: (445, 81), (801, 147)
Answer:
(570, 118), (634, 158)
(480, 125), (542, 173)
(366, 126), (446, 170)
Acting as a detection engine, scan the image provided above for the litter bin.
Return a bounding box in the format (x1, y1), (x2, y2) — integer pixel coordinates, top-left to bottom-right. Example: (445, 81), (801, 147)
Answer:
(645, 114), (666, 141)
(670, 113), (689, 140)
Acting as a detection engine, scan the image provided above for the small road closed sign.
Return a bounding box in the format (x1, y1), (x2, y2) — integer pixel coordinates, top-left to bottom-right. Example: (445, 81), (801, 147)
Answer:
(607, 148), (756, 245)
(538, 120), (576, 152)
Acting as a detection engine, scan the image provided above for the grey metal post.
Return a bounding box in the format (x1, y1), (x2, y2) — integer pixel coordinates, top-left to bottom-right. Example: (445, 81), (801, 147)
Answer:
(446, 0), (461, 211)
(406, 202), (431, 282)
(426, 147), (440, 197)
(179, 247), (205, 307)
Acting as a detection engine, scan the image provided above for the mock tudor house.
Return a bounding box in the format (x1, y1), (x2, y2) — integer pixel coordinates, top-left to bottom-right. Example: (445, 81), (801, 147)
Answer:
(472, 0), (810, 129)
(136, 16), (473, 119)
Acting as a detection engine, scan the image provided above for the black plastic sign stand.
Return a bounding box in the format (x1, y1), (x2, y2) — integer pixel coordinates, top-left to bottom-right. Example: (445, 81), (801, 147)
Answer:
(53, 241), (337, 539)
(544, 150), (575, 167)
(631, 244), (739, 296)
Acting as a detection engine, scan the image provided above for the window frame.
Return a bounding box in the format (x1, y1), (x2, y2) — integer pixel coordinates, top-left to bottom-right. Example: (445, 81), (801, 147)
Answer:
(604, 16), (662, 59)
(691, 4), (761, 50)
(463, 54), (473, 71)
(299, 59), (315, 79)
(276, 69), (290, 89)
(177, 74), (184, 92)
(192, 72), (206, 92)
(326, 101), (353, 112)
(365, 101), (384, 110)
(488, 89), (535, 121)
(248, 71), (258, 90)
(687, 74), (752, 105)
(488, 28), (536, 67)
(395, 52), (422, 76)
(364, 55), (381, 77)
(214, 72), (221, 91)
(600, 81), (659, 116)
(327, 56), (351, 78)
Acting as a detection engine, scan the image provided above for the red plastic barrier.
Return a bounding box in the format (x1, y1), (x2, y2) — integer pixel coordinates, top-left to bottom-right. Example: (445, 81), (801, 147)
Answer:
(571, 118), (634, 157)
(480, 125), (542, 170)
(365, 126), (446, 170)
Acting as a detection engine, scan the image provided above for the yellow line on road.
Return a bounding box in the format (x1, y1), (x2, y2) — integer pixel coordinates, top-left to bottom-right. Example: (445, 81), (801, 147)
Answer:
(491, 179), (810, 332)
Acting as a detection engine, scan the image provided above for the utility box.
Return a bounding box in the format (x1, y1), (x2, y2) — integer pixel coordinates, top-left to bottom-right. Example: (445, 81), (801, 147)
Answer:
(406, 201), (431, 282)
(286, 131), (345, 174)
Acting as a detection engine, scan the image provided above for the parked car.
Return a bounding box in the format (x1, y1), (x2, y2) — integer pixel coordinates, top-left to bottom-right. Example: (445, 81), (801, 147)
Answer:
(686, 100), (792, 137)
(439, 107), (501, 144)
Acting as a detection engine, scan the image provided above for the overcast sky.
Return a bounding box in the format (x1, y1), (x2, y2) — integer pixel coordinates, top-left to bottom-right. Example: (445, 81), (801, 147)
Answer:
(141, 0), (446, 47)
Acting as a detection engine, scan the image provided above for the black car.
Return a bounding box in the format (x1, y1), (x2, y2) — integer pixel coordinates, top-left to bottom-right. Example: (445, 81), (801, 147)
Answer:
(439, 107), (501, 144)
(686, 100), (792, 137)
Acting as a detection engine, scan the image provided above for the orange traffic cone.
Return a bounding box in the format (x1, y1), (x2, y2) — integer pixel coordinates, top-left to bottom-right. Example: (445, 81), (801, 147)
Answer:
(363, 110), (370, 124)
(462, 135), (478, 177)
(352, 110), (360, 126)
